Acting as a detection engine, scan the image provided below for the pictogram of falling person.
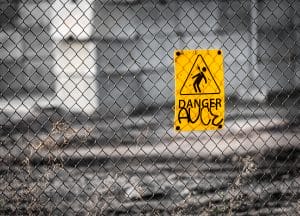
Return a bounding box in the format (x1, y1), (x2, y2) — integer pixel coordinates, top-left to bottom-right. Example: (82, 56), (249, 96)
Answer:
(192, 66), (207, 93)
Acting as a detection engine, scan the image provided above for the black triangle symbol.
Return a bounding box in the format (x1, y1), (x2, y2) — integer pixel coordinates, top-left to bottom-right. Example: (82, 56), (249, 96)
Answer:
(180, 54), (221, 95)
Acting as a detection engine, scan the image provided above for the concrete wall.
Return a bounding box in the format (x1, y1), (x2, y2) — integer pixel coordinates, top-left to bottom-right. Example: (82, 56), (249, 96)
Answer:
(0, 0), (299, 114)
(256, 0), (298, 96)
(19, 1), (56, 96)
(0, 0), (24, 95)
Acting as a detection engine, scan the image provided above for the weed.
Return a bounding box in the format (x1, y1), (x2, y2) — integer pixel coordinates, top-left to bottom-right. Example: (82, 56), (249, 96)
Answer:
(201, 155), (257, 215)
(227, 155), (257, 215)
(33, 120), (80, 150)
(136, 126), (150, 151)
(0, 197), (5, 210)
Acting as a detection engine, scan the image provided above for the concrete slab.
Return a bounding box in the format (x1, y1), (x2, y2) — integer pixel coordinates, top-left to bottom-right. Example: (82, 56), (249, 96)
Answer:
(50, 0), (95, 40)
(52, 40), (98, 114)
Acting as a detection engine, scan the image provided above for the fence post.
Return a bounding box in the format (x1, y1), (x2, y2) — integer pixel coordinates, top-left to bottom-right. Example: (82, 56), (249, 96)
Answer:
(250, 0), (266, 102)
(94, 1), (142, 117)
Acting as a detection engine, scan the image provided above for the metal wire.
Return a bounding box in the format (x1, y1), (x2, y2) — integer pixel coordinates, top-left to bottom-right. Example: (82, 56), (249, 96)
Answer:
(1, 0), (300, 215)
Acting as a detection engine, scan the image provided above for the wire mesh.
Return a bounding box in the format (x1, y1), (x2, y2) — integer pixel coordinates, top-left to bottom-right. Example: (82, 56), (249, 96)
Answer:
(0, 0), (300, 215)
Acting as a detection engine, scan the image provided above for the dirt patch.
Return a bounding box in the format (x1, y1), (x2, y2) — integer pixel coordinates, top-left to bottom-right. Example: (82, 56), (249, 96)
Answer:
(1, 145), (300, 215)
(1, 106), (300, 215)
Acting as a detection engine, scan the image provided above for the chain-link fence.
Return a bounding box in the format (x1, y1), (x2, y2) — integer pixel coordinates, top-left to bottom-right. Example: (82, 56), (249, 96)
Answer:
(1, 0), (300, 215)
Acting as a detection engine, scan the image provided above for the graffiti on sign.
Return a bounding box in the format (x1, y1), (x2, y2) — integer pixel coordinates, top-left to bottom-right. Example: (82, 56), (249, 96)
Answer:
(174, 50), (225, 131)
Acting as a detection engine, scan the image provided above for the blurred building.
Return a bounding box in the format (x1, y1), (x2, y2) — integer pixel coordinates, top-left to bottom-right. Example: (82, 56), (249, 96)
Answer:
(0, 0), (299, 115)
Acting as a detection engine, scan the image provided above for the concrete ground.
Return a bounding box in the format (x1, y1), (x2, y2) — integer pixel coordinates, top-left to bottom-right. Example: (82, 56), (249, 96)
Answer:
(0, 95), (300, 215)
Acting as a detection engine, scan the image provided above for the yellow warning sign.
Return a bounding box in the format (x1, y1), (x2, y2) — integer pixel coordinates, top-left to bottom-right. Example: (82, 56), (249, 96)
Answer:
(174, 49), (225, 131)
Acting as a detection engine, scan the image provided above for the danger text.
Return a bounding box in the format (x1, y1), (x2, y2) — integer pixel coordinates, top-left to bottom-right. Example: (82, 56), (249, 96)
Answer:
(177, 98), (223, 126)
